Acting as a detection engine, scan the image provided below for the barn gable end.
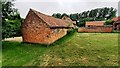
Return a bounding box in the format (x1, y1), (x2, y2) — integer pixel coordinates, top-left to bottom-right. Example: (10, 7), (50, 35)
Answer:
(22, 9), (69, 44)
(62, 16), (75, 27)
(22, 9), (52, 44)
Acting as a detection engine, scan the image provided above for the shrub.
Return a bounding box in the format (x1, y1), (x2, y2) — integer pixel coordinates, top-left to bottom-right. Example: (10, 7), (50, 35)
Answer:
(105, 20), (113, 25)
(2, 19), (23, 39)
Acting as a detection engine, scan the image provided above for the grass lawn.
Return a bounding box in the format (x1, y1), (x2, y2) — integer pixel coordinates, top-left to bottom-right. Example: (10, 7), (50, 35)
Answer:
(2, 32), (119, 66)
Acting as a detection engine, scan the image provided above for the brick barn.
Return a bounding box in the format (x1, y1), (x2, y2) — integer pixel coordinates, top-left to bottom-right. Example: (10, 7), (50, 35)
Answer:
(78, 21), (113, 32)
(86, 21), (105, 27)
(61, 16), (76, 27)
(22, 9), (73, 44)
(112, 16), (120, 31)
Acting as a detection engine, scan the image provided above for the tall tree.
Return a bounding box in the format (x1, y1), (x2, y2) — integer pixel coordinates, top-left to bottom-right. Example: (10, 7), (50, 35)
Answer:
(52, 13), (57, 18)
(52, 7), (117, 27)
(56, 13), (62, 19)
(61, 13), (69, 19)
(1, 0), (23, 39)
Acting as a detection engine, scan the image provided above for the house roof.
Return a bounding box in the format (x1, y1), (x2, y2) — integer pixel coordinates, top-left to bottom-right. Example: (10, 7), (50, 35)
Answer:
(62, 16), (76, 25)
(73, 21), (77, 25)
(112, 16), (120, 22)
(62, 16), (73, 22)
(86, 21), (105, 26)
(30, 9), (73, 28)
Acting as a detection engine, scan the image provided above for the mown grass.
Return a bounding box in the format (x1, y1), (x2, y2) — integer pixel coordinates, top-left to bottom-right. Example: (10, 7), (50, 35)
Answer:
(2, 32), (119, 66)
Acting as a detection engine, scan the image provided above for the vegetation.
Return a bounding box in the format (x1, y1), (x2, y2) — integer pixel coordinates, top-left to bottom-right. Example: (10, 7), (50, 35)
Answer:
(1, 1), (118, 67)
(2, 33), (118, 66)
(105, 19), (113, 25)
(1, 0), (23, 39)
(52, 7), (117, 27)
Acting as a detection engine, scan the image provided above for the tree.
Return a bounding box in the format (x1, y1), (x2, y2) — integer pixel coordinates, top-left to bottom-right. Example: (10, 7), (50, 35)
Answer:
(61, 13), (69, 19)
(56, 13), (62, 19)
(52, 13), (57, 18)
(52, 13), (62, 19)
(52, 7), (117, 27)
(1, 0), (23, 39)
(70, 13), (78, 21)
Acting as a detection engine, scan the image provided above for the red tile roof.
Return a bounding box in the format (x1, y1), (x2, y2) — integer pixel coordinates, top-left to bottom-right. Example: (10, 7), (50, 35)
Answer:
(86, 21), (105, 26)
(62, 16), (76, 26)
(112, 16), (120, 22)
(30, 9), (73, 28)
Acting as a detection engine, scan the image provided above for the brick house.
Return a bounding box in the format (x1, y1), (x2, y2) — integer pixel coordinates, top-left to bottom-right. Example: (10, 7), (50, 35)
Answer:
(61, 16), (76, 27)
(78, 21), (112, 32)
(112, 16), (120, 31)
(22, 9), (73, 44)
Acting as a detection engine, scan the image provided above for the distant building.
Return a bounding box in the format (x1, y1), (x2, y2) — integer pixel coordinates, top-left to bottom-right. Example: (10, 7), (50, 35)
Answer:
(61, 16), (77, 27)
(112, 16), (120, 31)
(78, 21), (112, 33)
(86, 21), (105, 27)
(22, 9), (73, 44)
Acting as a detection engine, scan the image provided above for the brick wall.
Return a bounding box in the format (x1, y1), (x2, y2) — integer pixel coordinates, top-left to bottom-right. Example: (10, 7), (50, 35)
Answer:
(22, 10), (67, 44)
(47, 29), (67, 44)
(78, 26), (113, 33)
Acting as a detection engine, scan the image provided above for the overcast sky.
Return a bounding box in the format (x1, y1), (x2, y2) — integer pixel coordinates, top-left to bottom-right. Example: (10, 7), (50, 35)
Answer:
(14, 0), (120, 18)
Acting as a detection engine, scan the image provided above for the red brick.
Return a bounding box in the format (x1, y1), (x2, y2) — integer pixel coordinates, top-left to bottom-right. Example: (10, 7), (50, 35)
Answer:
(22, 9), (70, 45)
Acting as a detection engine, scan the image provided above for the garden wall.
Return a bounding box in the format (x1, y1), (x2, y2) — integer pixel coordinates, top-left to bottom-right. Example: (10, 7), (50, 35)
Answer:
(78, 26), (113, 33)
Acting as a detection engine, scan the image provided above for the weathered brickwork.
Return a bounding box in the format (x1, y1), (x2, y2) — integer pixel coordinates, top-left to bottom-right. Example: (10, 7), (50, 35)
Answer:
(22, 9), (68, 44)
(47, 29), (67, 44)
(86, 21), (105, 27)
(78, 26), (113, 33)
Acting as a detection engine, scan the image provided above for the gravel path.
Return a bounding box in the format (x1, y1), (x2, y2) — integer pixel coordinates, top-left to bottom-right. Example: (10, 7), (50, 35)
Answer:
(3, 37), (22, 42)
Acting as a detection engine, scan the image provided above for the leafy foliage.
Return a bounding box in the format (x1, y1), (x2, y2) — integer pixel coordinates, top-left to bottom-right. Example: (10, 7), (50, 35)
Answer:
(61, 13), (69, 19)
(52, 7), (117, 27)
(105, 20), (113, 25)
(52, 13), (69, 19)
(1, 0), (23, 39)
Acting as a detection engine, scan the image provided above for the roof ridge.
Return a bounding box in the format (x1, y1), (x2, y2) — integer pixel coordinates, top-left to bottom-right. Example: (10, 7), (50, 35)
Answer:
(30, 8), (51, 26)
(29, 8), (73, 28)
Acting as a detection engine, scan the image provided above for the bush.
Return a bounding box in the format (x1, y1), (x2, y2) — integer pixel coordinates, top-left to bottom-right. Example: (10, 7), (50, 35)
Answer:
(67, 28), (77, 34)
(2, 1), (23, 39)
(2, 19), (22, 39)
(77, 18), (94, 27)
(105, 20), (113, 25)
